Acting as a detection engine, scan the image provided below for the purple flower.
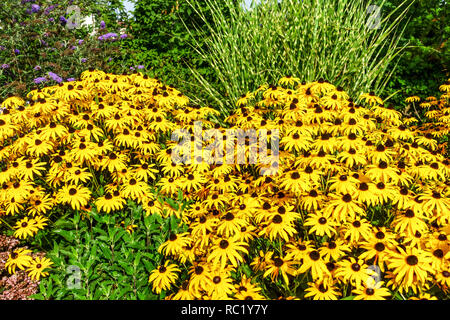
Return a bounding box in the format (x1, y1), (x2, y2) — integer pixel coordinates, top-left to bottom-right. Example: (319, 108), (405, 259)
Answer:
(14, 49), (20, 55)
(34, 65), (41, 71)
(81, 58), (87, 63)
(70, 46), (77, 50)
(48, 17), (54, 22)
(0, 46), (5, 51)
(130, 67), (135, 71)
(66, 78), (75, 82)
(99, 33), (118, 41)
(108, 57), (113, 62)
(137, 65), (145, 70)
(78, 39), (84, 45)
(31, 4), (40, 13)
(33, 77), (47, 84)
(100, 20), (106, 29)
(60, 16), (67, 25)
(48, 71), (63, 83)
(1, 64), (10, 69)
(40, 40), (47, 46)
(44, 5), (55, 15)
(120, 34), (128, 39)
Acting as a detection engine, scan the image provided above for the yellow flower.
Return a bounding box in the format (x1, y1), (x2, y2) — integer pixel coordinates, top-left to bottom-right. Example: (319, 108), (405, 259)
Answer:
(148, 261), (180, 294)
(26, 257), (53, 280)
(14, 216), (39, 239)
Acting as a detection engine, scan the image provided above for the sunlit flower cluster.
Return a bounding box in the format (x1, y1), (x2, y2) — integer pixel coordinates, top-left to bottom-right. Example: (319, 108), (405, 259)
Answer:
(0, 71), (449, 299)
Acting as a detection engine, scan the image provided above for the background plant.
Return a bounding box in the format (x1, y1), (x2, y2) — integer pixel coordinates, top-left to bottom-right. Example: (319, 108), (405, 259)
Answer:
(123, 0), (233, 106)
(182, 0), (412, 115)
(0, 0), (132, 98)
(30, 200), (185, 300)
(379, 0), (449, 109)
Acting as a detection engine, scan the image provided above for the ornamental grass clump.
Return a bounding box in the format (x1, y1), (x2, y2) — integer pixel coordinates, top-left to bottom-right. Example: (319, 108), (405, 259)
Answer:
(185, 0), (412, 115)
(0, 70), (449, 300)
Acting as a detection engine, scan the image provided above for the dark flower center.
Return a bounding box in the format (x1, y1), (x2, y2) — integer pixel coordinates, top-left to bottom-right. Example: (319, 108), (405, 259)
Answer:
(359, 183), (369, 191)
(225, 212), (234, 221)
(438, 234), (447, 241)
(273, 215), (283, 224)
(406, 255), (418, 266)
(433, 249), (444, 259)
(159, 266), (167, 273)
(342, 194), (352, 202)
(273, 258), (284, 267)
(375, 242), (385, 252)
(195, 266), (204, 275)
(169, 233), (177, 241)
(291, 172), (300, 179)
(309, 250), (320, 261)
(404, 209), (415, 218)
(365, 288), (375, 296)
(351, 263), (361, 272)
(219, 240), (229, 249)
(318, 284), (328, 293)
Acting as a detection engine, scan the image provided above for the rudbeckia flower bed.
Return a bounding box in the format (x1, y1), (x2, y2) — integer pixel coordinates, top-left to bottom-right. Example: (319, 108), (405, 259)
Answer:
(0, 70), (449, 300)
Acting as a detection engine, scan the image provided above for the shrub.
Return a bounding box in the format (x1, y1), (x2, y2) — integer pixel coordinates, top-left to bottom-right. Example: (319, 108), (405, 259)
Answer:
(127, 0), (231, 106)
(379, 0), (450, 109)
(0, 0), (131, 98)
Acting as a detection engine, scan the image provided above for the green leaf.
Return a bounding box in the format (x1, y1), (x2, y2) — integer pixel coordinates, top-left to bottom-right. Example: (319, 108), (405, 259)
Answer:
(98, 242), (112, 260)
(53, 229), (75, 242)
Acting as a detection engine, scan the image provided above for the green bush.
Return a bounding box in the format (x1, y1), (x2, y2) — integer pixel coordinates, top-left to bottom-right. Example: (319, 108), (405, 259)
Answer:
(378, 0), (449, 109)
(0, 0), (131, 98)
(125, 0), (232, 105)
(30, 201), (183, 300)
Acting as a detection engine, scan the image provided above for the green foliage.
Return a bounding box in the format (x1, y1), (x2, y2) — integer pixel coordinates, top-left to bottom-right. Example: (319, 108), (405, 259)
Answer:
(29, 201), (185, 300)
(376, 0), (449, 107)
(185, 0), (412, 115)
(124, 0), (231, 105)
(0, 0), (131, 98)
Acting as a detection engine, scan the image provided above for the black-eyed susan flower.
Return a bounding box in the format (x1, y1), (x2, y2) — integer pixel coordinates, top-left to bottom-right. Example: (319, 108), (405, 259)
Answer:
(352, 282), (391, 300)
(148, 261), (180, 294)
(5, 248), (33, 274)
(56, 184), (91, 210)
(13, 216), (39, 239)
(263, 253), (297, 286)
(207, 237), (248, 269)
(388, 247), (434, 288)
(304, 279), (341, 300)
(26, 256), (53, 280)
